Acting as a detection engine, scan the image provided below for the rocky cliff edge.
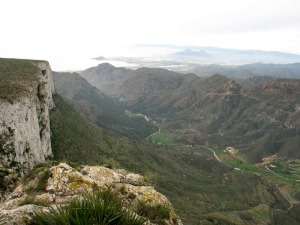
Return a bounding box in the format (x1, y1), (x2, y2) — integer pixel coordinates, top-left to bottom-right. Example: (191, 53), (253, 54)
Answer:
(0, 59), (54, 196)
(0, 162), (182, 225)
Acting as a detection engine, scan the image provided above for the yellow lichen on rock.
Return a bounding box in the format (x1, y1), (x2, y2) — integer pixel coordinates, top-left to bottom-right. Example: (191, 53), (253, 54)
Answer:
(123, 185), (169, 206)
(46, 163), (106, 195)
(0, 162), (182, 225)
(81, 166), (123, 184)
(46, 163), (168, 206)
(125, 172), (145, 184)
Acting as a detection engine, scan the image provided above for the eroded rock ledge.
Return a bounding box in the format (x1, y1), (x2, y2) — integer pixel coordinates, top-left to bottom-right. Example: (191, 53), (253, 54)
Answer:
(0, 163), (182, 225)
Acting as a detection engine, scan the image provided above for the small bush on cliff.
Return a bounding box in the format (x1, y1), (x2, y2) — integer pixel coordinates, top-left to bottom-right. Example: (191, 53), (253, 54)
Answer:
(18, 196), (50, 207)
(25, 161), (56, 193)
(137, 201), (170, 221)
(30, 190), (146, 225)
(0, 211), (4, 225)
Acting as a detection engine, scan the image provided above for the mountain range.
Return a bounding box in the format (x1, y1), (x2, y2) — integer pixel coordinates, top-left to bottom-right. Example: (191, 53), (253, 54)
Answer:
(1, 57), (300, 225)
(64, 61), (300, 223)
(95, 46), (300, 76)
(51, 93), (298, 224)
(191, 63), (300, 79)
(80, 63), (300, 163)
(153, 45), (300, 64)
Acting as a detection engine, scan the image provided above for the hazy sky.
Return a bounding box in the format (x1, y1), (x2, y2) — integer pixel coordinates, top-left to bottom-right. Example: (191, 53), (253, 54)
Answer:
(1, 0), (300, 70)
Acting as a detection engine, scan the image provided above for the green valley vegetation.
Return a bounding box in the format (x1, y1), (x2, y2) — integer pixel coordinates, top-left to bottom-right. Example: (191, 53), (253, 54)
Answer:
(50, 94), (300, 224)
(125, 110), (145, 118)
(221, 151), (300, 186)
(151, 131), (182, 145)
(214, 147), (300, 214)
(0, 58), (42, 101)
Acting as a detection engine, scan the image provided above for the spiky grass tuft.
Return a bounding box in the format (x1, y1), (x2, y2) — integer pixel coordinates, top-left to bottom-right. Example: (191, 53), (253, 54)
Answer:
(0, 211), (4, 225)
(30, 190), (146, 225)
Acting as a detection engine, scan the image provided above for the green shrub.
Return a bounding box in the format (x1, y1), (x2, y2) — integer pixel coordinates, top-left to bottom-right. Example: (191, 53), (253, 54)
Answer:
(25, 168), (51, 193)
(18, 196), (50, 207)
(30, 190), (146, 225)
(104, 158), (120, 169)
(25, 161), (56, 183)
(18, 196), (36, 206)
(137, 201), (170, 220)
(0, 211), (4, 225)
(36, 169), (51, 192)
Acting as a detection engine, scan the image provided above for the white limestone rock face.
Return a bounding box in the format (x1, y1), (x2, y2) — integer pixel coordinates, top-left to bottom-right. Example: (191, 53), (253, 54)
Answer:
(0, 61), (55, 171)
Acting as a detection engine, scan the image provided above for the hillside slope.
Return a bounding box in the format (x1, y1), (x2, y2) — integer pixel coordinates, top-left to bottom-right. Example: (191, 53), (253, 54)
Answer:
(80, 64), (300, 162)
(80, 63), (133, 93)
(53, 72), (157, 139)
(49, 94), (299, 224)
(191, 63), (300, 79)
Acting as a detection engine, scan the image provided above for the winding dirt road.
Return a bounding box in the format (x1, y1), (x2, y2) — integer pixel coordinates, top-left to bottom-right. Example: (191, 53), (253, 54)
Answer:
(200, 146), (222, 162)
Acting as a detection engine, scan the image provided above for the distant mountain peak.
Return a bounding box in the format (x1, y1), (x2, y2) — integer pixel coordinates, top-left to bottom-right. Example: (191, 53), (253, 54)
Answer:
(182, 49), (194, 53)
(97, 63), (115, 68)
(208, 74), (230, 80)
(171, 49), (211, 57)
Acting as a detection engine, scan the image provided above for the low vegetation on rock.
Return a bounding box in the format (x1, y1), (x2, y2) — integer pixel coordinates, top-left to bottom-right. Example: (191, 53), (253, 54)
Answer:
(0, 58), (41, 101)
(0, 162), (181, 225)
(30, 190), (146, 225)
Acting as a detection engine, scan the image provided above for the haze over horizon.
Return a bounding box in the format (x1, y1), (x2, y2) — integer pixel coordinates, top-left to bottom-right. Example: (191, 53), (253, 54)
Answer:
(1, 0), (300, 70)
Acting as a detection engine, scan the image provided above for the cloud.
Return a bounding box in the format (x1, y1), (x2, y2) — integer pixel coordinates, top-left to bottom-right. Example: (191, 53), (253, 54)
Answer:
(1, 0), (300, 70)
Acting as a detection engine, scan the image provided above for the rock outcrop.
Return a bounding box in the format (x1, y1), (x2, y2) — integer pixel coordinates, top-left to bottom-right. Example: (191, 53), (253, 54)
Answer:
(0, 163), (182, 225)
(0, 60), (54, 172)
(0, 59), (55, 200)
